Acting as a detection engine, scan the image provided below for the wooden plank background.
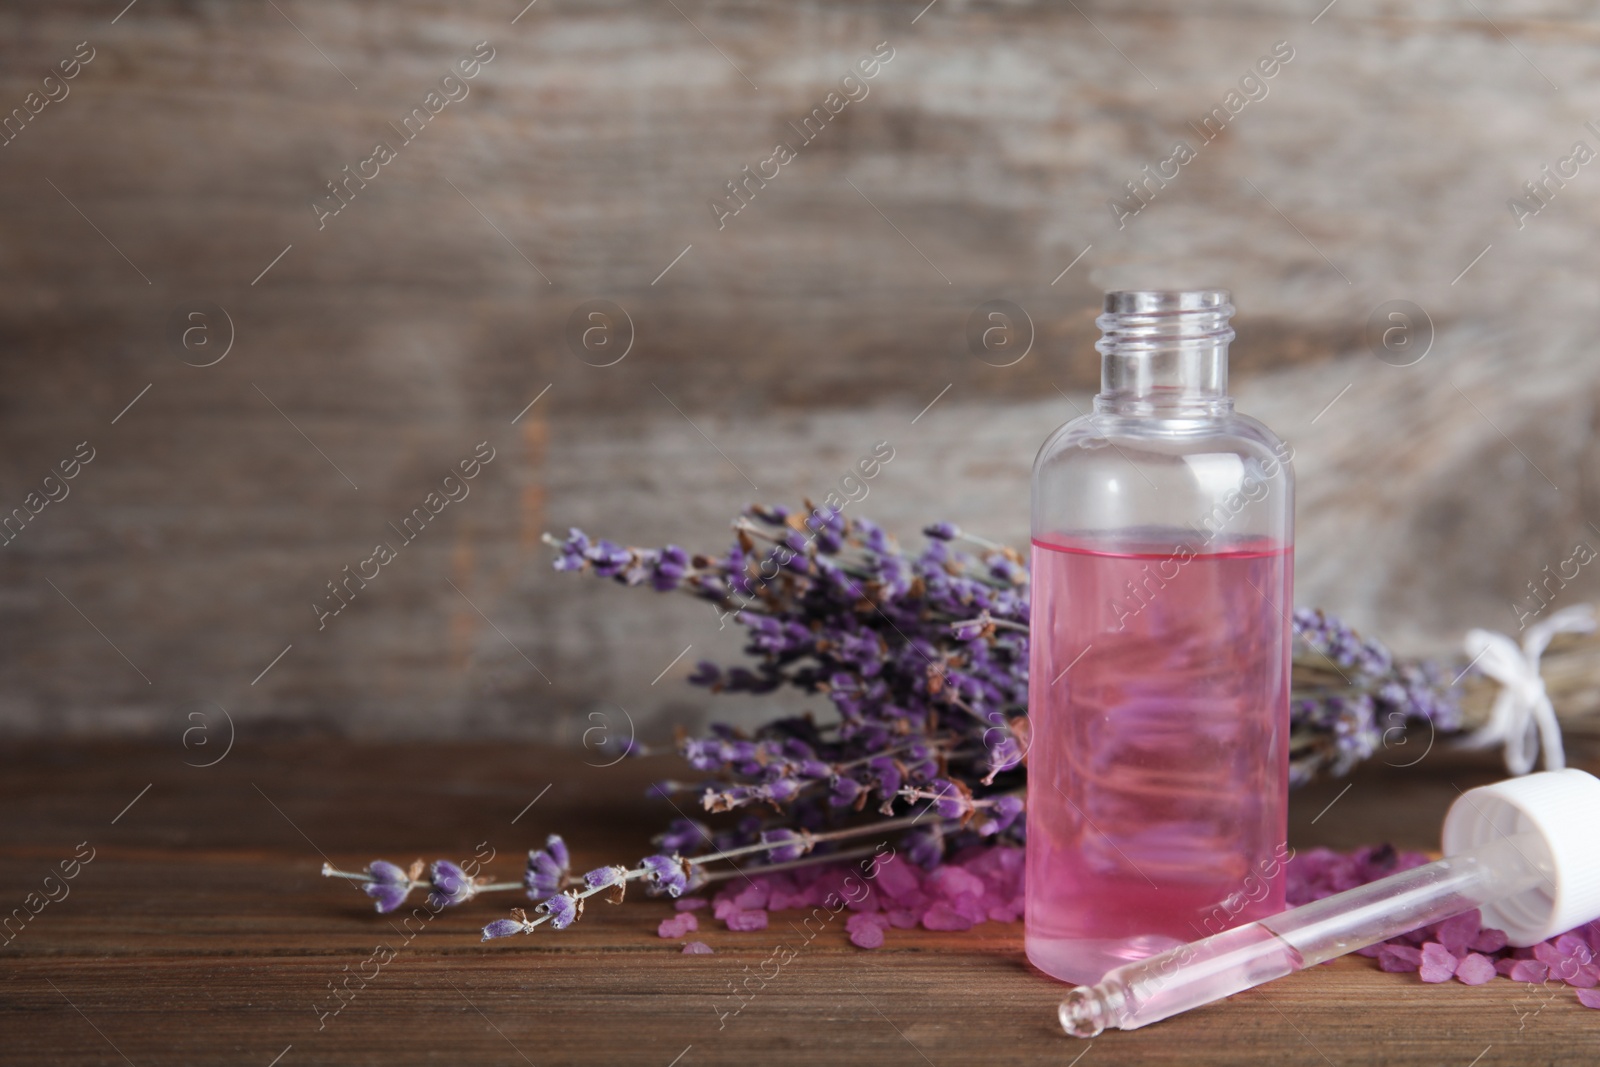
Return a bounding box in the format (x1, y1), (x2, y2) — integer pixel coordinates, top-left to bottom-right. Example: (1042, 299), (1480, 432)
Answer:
(0, 2), (1598, 745)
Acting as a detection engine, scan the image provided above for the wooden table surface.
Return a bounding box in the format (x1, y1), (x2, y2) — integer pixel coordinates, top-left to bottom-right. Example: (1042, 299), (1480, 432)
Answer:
(1, 740), (1594, 1066)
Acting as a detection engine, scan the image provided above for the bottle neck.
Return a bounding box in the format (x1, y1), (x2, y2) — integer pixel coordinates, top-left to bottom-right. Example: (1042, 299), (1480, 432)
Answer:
(1093, 290), (1235, 418)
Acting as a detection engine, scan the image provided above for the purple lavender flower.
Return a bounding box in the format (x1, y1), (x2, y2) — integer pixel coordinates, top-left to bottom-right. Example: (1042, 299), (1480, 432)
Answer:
(984, 734), (1025, 781)
(525, 835), (569, 899)
(583, 866), (626, 891)
(687, 661), (722, 688)
(702, 783), (759, 812)
(858, 518), (892, 554)
(584, 539), (632, 578)
(986, 553), (1026, 584)
(653, 545), (689, 591)
(552, 529), (590, 572)
(764, 778), (802, 805)
(429, 860), (477, 908)
(641, 854), (689, 897)
(950, 617), (990, 641)
(681, 737), (726, 772)
(539, 892), (580, 930)
(482, 918), (525, 941)
(654, 818), (708, 853)
(829, 775), (863, 808)
(925, 779), (971, 819)
(362, 860), (413, 914)
(974, 795), (1024, 837)
(760, 828), (807, 863)
(923, 522), (958, 541)
(867, 757), (903, 800)
(796, 758), (831, 779)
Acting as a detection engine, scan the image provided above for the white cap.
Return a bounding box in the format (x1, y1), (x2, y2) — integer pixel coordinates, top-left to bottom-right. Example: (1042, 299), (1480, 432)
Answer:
(1441, 768), (1600, 946)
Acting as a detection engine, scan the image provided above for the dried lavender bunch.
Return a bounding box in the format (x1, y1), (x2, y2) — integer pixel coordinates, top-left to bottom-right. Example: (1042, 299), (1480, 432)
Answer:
(551, 504), (1033, 819)
(322, 505), (1468, 947)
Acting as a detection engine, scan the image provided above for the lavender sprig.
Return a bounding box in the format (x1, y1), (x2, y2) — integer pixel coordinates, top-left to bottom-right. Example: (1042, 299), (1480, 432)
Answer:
(321, 858), (523, 914)
(479, 807), (998, 941)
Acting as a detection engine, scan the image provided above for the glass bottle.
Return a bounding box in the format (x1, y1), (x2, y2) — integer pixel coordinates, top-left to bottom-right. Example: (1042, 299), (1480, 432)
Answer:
(1025, 289), (1295, 986)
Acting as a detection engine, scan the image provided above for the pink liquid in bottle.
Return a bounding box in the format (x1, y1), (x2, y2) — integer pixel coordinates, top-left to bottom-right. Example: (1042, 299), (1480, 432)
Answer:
(1024, 534), (1291, 984)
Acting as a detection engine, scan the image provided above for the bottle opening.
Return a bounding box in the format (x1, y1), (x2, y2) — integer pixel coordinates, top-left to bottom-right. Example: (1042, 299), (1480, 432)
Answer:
(1101, 289), (1232, 317)
(1095, 289), (1234, 414)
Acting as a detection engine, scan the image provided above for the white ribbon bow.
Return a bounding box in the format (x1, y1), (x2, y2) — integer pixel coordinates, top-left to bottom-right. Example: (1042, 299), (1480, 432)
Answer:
(1456, 603), (1596, 775)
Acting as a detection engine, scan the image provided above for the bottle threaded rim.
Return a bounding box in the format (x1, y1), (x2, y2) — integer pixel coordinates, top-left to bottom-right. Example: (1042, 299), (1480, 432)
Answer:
(1096, 289), (1235, 355)
(1101, 289), (1230, 315)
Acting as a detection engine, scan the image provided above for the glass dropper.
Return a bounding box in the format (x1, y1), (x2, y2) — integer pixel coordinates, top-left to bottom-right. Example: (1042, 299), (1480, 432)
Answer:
(1059, 831), (1546, 1036)
(1059, 767), (1600, 1039)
